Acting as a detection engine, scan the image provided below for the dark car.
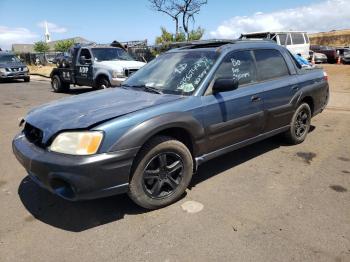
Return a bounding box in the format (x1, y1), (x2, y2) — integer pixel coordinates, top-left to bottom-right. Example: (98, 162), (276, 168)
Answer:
(13, 40), (329, 209)
(53, 52), (72, 68)
(0, 51), (30, 82)
(311, 45), (339, 63)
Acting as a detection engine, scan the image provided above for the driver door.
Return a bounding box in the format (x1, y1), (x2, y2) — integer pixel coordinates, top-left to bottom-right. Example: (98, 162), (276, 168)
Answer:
(75, 48), (93, 86)
(200, 50), (265, 153)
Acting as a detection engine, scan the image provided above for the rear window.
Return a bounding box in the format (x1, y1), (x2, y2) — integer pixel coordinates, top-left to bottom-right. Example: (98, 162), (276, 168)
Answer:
(291, 33), (305, 45)
(254, 49), (290, 81)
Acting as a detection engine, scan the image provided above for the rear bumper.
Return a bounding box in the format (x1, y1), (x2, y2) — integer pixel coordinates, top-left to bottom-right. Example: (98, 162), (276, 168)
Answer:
(12, 133), (138, 201)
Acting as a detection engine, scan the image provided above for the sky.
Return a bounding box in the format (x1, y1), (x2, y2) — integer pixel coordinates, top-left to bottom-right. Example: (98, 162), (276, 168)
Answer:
(0, 0), (349, 50)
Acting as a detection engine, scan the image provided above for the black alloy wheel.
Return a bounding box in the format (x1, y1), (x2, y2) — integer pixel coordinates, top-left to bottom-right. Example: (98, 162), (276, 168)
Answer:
(142, 152), (184, 199)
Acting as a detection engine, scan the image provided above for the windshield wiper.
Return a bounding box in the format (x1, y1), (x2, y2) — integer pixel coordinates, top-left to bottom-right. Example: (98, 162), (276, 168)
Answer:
(122, 84), (163, 94)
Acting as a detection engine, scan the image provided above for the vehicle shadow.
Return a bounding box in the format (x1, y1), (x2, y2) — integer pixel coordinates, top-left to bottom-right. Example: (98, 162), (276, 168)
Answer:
(18, 129), (316, 232)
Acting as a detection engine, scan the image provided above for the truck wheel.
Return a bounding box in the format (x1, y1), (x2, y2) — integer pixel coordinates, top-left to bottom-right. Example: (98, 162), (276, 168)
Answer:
(128, 136), (193, 209)
(95, 77), (110, 89)
(51, 75), (69, 93)
(284, 103), (311, 145)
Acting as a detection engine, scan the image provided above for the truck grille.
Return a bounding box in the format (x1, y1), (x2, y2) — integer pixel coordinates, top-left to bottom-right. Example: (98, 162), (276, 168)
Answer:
(124, 68), (138, 77)
(6, 67), (24, 72)
(23, 123), (44, 147)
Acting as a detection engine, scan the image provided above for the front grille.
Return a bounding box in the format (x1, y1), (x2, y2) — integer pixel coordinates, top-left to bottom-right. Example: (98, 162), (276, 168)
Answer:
(124, 68), (138, 77)
(6, 67), (23, 72)
(23, 123), (44, 147)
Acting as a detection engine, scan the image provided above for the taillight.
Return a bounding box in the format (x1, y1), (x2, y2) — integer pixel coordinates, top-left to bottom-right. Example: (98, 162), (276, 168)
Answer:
(323, 71), (328, 81)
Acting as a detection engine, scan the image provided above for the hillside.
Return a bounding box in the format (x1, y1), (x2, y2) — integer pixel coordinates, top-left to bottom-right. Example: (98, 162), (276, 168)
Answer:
(309, 29), (350, 47)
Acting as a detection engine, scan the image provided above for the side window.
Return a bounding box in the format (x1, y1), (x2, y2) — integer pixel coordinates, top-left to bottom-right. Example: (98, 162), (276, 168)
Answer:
(214, 50), (257, 86)
(291, 33), (305, 45)
(278, 34), (287, 46)
(254, 49), (290, 81)
(80, 49), (92, 60)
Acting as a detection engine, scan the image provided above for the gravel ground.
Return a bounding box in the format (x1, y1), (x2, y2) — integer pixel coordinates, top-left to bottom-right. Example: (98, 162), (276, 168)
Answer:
(0, 65), (349, 262)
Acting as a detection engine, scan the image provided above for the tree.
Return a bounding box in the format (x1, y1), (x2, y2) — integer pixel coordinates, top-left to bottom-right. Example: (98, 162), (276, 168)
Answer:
(54, 39), (75, 52)
(149, 0), (182, 36)
(149, 0), (207, 41)
(188, 26), (204, 41)
(33, 41), (50, 53)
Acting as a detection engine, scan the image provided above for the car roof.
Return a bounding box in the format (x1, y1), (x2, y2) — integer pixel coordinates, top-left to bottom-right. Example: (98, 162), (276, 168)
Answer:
(167, 39), (279, 53)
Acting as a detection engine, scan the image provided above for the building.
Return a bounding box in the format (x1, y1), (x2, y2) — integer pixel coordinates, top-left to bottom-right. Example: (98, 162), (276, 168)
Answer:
(12, 37), (91, 53)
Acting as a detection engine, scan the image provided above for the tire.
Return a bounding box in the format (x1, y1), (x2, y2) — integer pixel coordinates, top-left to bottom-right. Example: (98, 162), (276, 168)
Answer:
(94, 76), (110, 90)
(51, 75), (70, 93)
(128, 136), (193, 209)
(284, 103), (311, 145)
(24, 77), (30, 82)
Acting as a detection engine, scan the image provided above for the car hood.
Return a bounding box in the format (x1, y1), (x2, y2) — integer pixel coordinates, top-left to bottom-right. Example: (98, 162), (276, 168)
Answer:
(25, 88), (182, 144)
(95, 60), (146, 69)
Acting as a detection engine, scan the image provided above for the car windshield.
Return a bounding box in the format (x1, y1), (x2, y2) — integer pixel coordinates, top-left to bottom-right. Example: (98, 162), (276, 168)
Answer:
(122, 50), (218, 95)
(0, 55), (21, 63)
(91, 48), (134, 61)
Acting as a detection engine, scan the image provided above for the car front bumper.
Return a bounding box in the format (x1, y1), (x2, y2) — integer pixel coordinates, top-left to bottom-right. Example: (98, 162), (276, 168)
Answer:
(110, 77), (127, 87)
(12, 133), (138, 201)
(0, 71), (29, 79)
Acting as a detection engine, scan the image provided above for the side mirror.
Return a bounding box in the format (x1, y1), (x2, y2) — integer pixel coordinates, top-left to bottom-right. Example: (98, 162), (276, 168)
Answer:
(212, 78), (239, 93)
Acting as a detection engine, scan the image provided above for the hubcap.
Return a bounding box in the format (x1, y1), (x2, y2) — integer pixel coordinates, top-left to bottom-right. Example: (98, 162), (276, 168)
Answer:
(142, 152), (184, 199)
(295, 109), (309, 137)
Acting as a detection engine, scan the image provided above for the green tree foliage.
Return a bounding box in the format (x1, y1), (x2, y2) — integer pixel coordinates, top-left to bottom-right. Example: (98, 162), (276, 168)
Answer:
(188, 27), (204, 41)
(33, 41), (50, 53)
(54, 39), (75, 52)
(155, 26), (204, 44)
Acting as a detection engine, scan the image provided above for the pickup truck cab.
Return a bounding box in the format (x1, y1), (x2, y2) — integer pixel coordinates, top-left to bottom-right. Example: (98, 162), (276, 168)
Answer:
(50, 44), (146, 92)
(13, 40), (329, 209)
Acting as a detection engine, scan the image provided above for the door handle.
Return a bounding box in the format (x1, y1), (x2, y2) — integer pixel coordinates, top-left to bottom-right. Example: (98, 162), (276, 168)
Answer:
(251, 95), (261, 102)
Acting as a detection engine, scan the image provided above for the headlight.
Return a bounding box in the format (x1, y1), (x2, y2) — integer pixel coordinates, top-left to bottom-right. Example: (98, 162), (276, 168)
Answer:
(0, 68), (6, 73)
(23, 67), (29, 72)
(112, 70), (125, 78)
(49, 131), (103, 155)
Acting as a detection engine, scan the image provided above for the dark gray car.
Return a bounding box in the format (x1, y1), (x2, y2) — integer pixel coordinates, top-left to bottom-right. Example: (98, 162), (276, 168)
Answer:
(0, 52), (30, 82)
(13, 40), (329, 209)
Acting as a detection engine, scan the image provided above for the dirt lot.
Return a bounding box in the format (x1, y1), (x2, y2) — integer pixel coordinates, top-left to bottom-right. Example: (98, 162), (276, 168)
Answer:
(0, 65), (349, 262)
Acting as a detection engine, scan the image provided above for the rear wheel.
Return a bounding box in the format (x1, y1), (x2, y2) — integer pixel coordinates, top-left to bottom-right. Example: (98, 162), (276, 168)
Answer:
(128, 136), (193, 209)
(284, 103), (311, 144)
(51, 75), (70, 93)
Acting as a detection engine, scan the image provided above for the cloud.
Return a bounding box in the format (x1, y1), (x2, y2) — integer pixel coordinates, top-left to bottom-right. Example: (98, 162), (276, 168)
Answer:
(210, 0), (350, 38)
(37, 21), (67, 33)
(0, 26), (38, 50)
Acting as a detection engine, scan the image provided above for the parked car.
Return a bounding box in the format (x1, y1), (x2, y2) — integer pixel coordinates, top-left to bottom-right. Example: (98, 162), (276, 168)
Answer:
(336, 48), (350, 64)
(311, 45), (339, 63)
(240, 31), (310, 59)
(0, 51), (30, 82)
(53, 52), (72, 68)
(13, 40), (329, 209)
(309, 50), (328, 64)
(50, 44), (146, 91)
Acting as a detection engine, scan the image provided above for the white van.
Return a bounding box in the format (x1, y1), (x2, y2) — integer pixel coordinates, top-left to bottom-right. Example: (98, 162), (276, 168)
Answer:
(240, 31), (310, 59)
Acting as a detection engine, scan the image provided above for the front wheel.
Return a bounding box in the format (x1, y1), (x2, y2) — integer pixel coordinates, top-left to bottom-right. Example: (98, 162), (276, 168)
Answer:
(128, 136), (193, 209)
(284, 103), (311, 145)
(94, 77), (110, 90)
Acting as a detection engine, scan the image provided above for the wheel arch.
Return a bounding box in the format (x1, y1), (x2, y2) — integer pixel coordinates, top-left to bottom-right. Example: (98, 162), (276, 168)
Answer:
(109, 112), (205, 158)
(299, 96), (314, 115)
